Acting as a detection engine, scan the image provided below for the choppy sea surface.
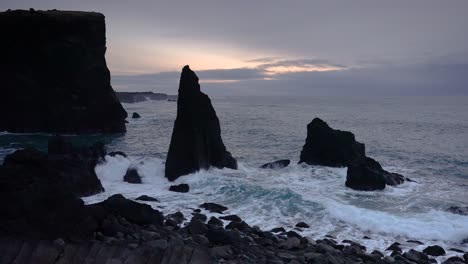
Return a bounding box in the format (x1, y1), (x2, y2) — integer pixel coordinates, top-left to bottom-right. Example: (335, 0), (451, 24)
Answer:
(1, 96), (467, 259)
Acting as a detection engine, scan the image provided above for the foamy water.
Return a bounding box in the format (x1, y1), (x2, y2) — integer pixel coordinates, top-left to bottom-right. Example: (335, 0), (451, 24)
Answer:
(83, 153), (468, 262)
(3, 96), (468, 262)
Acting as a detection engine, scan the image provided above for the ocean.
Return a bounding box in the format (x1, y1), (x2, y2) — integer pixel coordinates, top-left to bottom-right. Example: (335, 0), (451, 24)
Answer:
(1, 95), (467, 259)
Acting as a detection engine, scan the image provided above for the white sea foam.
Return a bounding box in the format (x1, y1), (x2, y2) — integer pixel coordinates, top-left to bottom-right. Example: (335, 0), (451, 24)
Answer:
(84, 155), (468, 256)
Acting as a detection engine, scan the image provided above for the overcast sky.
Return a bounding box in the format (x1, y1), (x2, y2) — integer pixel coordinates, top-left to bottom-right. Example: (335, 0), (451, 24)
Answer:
(2, 0), (468, 95)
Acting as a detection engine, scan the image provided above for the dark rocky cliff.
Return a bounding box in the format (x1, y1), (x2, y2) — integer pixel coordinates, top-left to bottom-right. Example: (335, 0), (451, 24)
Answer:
(0, 9), (127, 133)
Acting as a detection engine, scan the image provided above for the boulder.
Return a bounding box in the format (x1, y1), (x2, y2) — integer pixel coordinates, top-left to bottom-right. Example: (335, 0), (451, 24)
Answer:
(346, 157), (387, 191)
(402, 249), (430, 264)
(295, 222), (310, 228)
(423, 245), (446, 256)
(0, 10), (127, 134)
(219, 215), (242, 222)
(123, 167), (142, 184)
(299, 118), (365, 167)
(200, 202), (228, 214)
(135, 195), (159, 202)
(260, 159), (290, 169)
(132, 112), (141, 119)
(169, 183), (189, 193)
(165, 66), (237, 181)
(346, 157), (406, 191)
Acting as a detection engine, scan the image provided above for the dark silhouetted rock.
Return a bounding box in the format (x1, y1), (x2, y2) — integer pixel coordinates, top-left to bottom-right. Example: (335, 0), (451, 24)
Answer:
(260, 159), (290, 169)
(108, 151), (127, 158)
(219, 215), (242, 222)
(443, 256), (465, 264)
(132, 112), (141, 118)
(191, 213), (207, 222)
(187, 219), (208, 235)
(346, 157), (406, 191)
(123, 167), (142, 184)
(402, 249), (430, 264)
(423, 245), (446, 256)
(200, 203), (228, 214)
(346, 157), (387, 191)
(165, 66), (237, 181)
(446, 206), (468, 216)
(207, 217), (223, 227)
(0, 10), (127, 134)
(94, 194), (164, 226)
(299, 118), (365, 167)
(136, 195), (159, 202)
(271, 227), (286, 233)
(169, 183), (189, 193)
(386, 242), (402, 253)
(116, 92), (168, 103)
(295, 222), (310, 228)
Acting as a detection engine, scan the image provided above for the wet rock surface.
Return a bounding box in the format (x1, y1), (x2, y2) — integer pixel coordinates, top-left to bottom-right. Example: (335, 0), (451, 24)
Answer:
(260, 159), (291, 169)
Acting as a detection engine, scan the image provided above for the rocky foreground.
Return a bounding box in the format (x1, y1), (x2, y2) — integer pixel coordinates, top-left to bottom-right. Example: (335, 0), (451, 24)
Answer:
(0, 137), (466, 264)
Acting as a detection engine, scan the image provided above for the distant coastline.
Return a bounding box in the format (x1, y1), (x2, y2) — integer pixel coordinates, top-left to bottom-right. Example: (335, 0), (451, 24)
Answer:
(116, 91), (177, 103)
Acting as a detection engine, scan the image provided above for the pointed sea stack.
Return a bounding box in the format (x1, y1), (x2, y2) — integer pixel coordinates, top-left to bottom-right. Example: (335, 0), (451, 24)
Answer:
(165, 66), (237, 181)
(0, 10), (127, 133)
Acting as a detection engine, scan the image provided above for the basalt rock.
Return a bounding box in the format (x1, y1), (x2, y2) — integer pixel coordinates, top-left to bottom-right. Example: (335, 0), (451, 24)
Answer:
(260, 159), (290, 169)
(169, 183), (189, 193)
(123, 167), (142, 184)
(132, 112), (141, 119)
(165, 66), (237, 181)
(346, 157), (387, 191)
(346, 157), (407, 191)
(0, 10), (127, 133)
(446, 206), (468, 216)
(299, 118), (365, 167)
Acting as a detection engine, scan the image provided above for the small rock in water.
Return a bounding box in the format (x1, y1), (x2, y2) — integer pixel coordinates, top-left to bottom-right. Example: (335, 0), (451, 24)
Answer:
(136, 195), (159, 202)
(132, 112), (141, 118)
(270, 227), (286, 233)
(219, 215), (242, 222)
(407, 240), (424, 245)
(386, 242), (402, 253)
(169, 183), (189, 193)
(295, 222), (310, 228)
(363, 236), (371, 239)
(260, 159), (290, 169)
(448, 248), (464, 253)
(446, 206), (468, 216)
(123, 167), (142, 184)
(108, 151), (127, 158)
(423, 245), (446, 256)
(200, 202), (228, 213)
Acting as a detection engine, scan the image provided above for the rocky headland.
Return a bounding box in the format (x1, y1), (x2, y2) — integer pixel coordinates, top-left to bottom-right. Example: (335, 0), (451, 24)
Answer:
(0, 9), (127, 133)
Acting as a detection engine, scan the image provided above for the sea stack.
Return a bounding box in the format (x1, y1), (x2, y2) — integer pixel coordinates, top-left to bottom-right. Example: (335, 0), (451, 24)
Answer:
(299, 118), (365, 167)
(165, 66), (237, 181)
(300, 118), (406, 191)
(0, 10), (127, 133)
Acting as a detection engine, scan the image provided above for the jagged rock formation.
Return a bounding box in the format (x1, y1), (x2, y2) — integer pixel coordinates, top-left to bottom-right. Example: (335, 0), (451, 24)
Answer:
(165, 66), (237, 181)
(300, 118), (406, 191)
(0, 10), (127, 133)
(299, 118), (365, 167)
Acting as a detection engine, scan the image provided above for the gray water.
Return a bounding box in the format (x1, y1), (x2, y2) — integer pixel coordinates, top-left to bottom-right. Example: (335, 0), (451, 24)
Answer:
(1, 95), (467, 258)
